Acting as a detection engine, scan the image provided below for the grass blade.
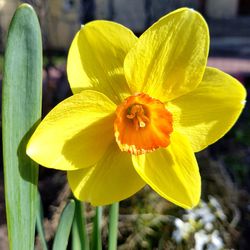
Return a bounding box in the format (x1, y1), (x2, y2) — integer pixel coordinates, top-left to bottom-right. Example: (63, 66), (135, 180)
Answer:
(52, 200), (75, 250)
(36, 192), (48, 250)
(2, 4), (42, 250)
(71, 199), (90, 250)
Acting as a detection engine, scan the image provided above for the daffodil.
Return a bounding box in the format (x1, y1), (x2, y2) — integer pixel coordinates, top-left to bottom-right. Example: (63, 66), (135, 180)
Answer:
(26, 8), (246, 209)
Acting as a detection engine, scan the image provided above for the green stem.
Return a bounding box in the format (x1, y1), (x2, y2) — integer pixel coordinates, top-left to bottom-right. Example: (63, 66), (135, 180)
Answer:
(91, 206), (102, 250)
(72, 200), (90, 250)
(108, 202), (119, 250)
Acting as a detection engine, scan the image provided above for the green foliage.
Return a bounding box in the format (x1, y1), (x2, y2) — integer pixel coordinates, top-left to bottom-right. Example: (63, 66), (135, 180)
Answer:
(91, 207), (103, 250)
(71, 199), (90, 250)
(0, 55), (4, 74)
(2, 3), (42, 250)
(108, 202), (119, 250)
(36, 193), (48, 250)
(52, 200), (76, 250)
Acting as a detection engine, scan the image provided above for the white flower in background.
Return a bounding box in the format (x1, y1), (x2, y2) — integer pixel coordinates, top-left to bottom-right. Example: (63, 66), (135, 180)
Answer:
(194, 229), (224, 250)
(185, 200), (216, 226)
(172, 218), (194, 243)
(209, 230), (224, 250)
(204, 222), (213, 231)
(208, 195), (226, 221)
(194, 230), (210, 250)
(172, 197), (226, 249)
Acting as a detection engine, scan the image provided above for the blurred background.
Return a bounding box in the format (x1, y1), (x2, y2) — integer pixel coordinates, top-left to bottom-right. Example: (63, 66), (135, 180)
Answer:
(0, 0), (250, 249)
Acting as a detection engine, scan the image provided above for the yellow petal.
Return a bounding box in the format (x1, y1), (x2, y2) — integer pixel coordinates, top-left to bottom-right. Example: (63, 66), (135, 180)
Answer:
(124, 8), (209, 101)
(132, 132), (201, 209)
(67, 142), (145, 205)
(27, 90), (116, 170)
(168, 67), (247, 152)
(67, 20), (138, 104)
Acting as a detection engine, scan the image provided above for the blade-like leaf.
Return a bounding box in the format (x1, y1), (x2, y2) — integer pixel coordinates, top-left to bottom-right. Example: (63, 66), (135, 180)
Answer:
(2, 4), (42, 250)
(36, 192), (48, 250)
(52, 200), (76, 250)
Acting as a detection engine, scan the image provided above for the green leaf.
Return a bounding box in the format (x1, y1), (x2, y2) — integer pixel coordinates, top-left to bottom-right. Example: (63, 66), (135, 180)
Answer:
(52, 200), (76, 250)
(2, 4), (42, 250)
(36, 192), (48, 250)
(71, 199), (90, 250)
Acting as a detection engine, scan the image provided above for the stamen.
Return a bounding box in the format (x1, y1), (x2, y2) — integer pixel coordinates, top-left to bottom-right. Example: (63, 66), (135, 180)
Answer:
(126, 104), (149, 130)
(114, 92), (173, 155)
(139, 121), (146, 128)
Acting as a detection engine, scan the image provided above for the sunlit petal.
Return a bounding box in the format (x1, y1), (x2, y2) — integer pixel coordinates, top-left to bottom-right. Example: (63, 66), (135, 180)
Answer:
(67, 20), (138, 104)
(27, 90), (116, 170)
(124, 8), (209, 101)
(68, 142), (145, 205)
(168, 67), (247, 152)
(132, 132), (201, 209)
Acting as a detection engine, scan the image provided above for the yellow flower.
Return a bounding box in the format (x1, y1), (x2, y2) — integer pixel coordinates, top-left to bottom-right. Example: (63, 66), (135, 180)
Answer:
(26, 8), (246, 209)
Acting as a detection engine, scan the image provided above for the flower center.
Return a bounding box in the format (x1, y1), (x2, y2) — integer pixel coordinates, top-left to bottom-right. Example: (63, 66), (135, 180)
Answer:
(114, 93), (173, 155)
(126, 104), (149, 130)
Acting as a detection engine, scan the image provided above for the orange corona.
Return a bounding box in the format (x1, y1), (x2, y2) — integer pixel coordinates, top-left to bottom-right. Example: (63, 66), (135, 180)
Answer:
(114, 93), (173, 155)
